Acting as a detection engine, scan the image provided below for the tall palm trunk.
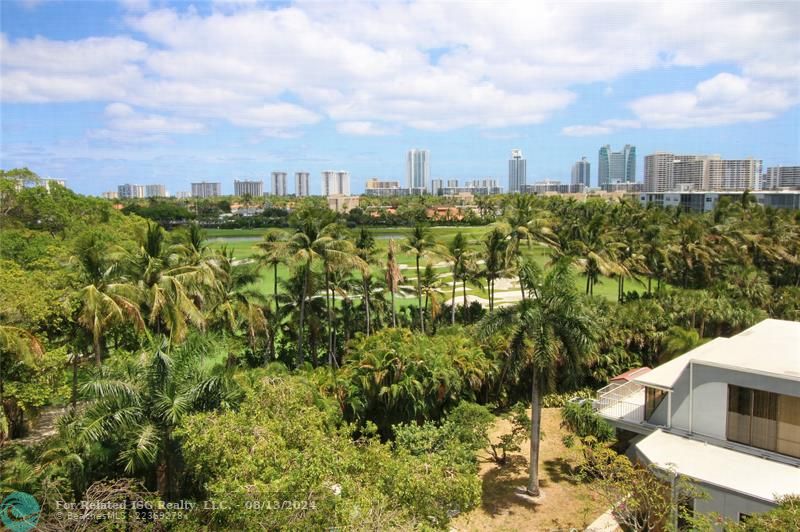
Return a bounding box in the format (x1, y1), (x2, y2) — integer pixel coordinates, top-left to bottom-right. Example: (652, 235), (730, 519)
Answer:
(273, 263), (279, 317)
(297, 259), (310, 367)
(325, 268), (331, 365)
(93, 337), (103, 366)
(390, 289), (397, 328)
(416, 256), (424, 333)
(363, 277), (371, 335)
(528, 367), (541, 496)
(450, 270), (458, 324)
(462, 278), (467, 320)
(71, 353), (79, 411)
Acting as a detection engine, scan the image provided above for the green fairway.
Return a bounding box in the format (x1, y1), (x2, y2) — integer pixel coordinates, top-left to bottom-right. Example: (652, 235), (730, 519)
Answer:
(208, 225), (644, 303)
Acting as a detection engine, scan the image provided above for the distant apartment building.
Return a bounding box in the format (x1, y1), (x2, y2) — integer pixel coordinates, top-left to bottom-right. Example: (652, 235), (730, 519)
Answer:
(599, 144), (635, 189)
(645, 153), (761, 192)
(407, 149), (430, 190)
(708, 159), (761, 191)
(234, 179), (264, 197)
(763, 166), (800, 190)
(430, 178), (443, 195)
(639, 190), (800, 212)
(508, 149), (527, 193)
(175, 191), (191, 199)
(322, 171), (350, 196)
(571, 156), (591, 188)
(10, 176), (66, 192)
(270, 173), (287, 196)
(101, 191), (118, 199)
(522, 180), (571, 194)
(295, 172), (310, 197)
(118, 183), (145, 199)
(191, 181), (222, 198)
(145, 184), (166, 197)
(436, 178), (502, 197)
(365, 178), (402, 197)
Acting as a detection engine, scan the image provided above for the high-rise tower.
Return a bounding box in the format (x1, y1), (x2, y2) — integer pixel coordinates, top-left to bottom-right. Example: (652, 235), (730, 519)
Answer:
(508, 149), (527, 193)
(406, 149), (430, 191)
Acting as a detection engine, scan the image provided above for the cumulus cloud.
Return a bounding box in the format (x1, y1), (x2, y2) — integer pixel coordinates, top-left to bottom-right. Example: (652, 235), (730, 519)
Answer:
(336, 121), (397, 136)
(87, 103), (206, 143)
(629, 73), (798, 128)
(1, 1), (798, 137)
(561, 125), (613, 137)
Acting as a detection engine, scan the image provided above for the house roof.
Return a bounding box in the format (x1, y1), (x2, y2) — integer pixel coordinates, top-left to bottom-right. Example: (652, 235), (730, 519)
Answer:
(635, 429), (800, 503)
(610, 367), (651, 382)
(634, 319), (800, 390)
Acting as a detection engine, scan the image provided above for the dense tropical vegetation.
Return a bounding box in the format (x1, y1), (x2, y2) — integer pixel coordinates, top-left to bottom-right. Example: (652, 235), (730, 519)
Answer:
(2, 168), (799, 529)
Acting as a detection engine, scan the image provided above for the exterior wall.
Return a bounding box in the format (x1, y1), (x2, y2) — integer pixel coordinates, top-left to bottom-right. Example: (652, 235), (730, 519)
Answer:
(668, 363), (800, 435)
(693, 483), (775, 524)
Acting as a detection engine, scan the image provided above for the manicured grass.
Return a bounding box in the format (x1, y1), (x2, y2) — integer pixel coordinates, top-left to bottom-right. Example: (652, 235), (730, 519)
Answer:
(208, 226), (645, 304)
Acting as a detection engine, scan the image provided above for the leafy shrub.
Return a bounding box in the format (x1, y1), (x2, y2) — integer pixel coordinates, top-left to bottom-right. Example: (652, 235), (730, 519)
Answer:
(178, 373), (482, 530)
(488, 403), (529, 465)
(541, 388), (595, 408)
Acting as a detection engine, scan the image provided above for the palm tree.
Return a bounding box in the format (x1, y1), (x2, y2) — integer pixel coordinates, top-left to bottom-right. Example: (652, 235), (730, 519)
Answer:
(446, 232), (468, 324)
(286, 220), (324, 367)
(72, 232), (145, 365)
(385, 239), (402, 328)
(257, 229), (288, 318)
(483, 227), (510, 312)
(73, 340), (240, 499)
(568, 214), (622, 296)
(668, 218), (715, 289)
(355, 228), (377, 336)
(478, 261), (596, 496)
(126, 222), (221, 346)
(76, 284), (145, 365)
(210, 251), (269, 362)
(286, 221), (365, 367)
(659, 326), (703, 363)
(404, 224), (439, 333)
(318, 225), (366, 366)
(420, 263), (445, 330)
(640, 223), (670, 294)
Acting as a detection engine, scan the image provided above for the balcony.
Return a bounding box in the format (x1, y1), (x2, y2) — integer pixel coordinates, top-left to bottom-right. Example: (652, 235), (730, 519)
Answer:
(593, 380), (646, 425)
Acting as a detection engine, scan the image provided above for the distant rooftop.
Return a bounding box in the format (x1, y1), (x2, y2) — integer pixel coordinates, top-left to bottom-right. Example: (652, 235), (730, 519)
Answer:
(635, 319), (800, 390)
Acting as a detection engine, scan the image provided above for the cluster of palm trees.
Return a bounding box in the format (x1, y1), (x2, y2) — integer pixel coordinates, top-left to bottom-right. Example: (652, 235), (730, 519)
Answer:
(8, 192), (797, 504)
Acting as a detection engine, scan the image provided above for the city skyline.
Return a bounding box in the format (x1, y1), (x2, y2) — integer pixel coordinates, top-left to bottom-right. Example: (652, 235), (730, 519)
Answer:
(1, 1), (798, 196)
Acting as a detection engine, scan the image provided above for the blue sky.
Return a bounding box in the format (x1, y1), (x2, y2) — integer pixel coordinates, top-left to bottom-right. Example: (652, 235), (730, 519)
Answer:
(2, 0), (798, 195)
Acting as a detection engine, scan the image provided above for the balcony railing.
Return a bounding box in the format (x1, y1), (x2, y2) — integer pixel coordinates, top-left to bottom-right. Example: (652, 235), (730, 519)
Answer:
(594, 381), (646, 424)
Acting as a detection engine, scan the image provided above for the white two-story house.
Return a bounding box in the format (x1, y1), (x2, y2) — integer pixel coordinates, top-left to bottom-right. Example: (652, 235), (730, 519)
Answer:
(594, 318), (800, 522)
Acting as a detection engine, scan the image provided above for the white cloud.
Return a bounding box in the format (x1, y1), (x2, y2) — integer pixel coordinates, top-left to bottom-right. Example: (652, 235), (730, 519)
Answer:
(1, 1), (798, 135)
(87, 103), (206, 143)
(336, 121), (397, 136)
(561, 125), (613, 137)
(629, 73), (798, 128)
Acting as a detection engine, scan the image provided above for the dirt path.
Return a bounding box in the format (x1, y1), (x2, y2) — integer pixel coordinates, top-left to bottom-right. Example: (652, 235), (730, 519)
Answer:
(9, 406), (67, 447)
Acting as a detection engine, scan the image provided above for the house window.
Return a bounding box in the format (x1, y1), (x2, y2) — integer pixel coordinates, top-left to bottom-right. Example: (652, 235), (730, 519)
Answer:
(645, 387), (666, 421)
(726, 385), (800, 458)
